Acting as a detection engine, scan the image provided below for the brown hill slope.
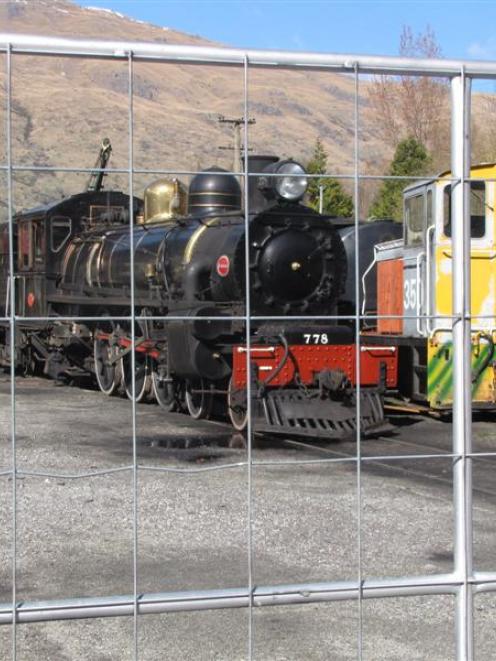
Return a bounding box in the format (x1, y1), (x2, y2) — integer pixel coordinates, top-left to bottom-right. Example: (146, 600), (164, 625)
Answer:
(0, 0), (392, 216)
(8, 1), (495, 218)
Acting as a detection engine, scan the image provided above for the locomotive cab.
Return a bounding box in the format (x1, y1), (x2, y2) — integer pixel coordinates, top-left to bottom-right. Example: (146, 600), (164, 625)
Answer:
(16, 211), (48, 316)
(16, 205), (83, 316)
(13, 191), (142, 318)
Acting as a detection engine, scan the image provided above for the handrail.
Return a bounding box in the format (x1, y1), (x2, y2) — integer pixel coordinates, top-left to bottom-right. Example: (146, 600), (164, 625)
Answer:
(361, 246), (378, 317)
(5, 276), (10, 316)
(416, 251), (426, 337)
(425, 225), (435, 334)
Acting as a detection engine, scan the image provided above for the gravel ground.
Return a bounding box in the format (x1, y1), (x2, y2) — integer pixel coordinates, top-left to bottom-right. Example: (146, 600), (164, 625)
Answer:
(0, 375), (495, 660)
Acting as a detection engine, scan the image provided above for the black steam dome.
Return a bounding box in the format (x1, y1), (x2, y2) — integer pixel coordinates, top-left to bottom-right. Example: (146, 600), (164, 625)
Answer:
(188, 167), (241, 216)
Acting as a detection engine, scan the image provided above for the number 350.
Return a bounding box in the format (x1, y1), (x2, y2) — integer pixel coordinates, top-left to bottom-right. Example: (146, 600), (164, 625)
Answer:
(403, 278), (418, 310)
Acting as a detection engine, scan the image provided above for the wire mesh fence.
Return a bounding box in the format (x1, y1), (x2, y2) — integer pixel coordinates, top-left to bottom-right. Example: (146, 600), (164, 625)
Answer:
(0, 33), (495, 660)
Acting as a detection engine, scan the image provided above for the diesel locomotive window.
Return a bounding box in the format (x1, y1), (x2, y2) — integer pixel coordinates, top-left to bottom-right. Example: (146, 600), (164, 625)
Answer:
(51, 216), (72, 252)
(405, 193), (425, 245)
(443, 182), (486, 238)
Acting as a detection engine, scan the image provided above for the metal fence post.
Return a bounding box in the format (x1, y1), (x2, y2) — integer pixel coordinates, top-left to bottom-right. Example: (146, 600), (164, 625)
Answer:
(5, 42), (18, 660)
(451, 72), (473, 661)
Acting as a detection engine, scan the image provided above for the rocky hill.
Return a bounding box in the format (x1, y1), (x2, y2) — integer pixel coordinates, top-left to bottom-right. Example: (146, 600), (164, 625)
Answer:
(6, 0), (490, 219)
(0, 0), (396, 217)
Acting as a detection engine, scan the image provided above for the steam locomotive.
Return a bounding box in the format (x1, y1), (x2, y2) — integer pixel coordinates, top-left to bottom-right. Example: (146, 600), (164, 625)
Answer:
(0, 145), (399, 439)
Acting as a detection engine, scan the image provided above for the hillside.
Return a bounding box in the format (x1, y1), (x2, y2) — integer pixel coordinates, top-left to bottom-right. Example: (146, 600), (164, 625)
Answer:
(0, 0), (398, 217)
(2, 2), (494, 220)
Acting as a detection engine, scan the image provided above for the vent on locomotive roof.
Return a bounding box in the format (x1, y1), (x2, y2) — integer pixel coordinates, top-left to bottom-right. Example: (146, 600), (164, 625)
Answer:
(188, 167), (241, 216)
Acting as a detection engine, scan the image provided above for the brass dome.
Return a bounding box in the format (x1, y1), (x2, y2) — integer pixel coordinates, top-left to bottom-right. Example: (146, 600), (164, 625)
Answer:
(143, 177), (187, 224)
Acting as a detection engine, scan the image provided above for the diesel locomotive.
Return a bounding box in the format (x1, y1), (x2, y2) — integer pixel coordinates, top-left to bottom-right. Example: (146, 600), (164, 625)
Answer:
(362, 162), (496, 413)
(0, 145), (399, 439)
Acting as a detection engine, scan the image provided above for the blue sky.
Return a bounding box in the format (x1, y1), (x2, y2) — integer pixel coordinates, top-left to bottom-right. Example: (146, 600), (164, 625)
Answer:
(75, 0), (496, 62)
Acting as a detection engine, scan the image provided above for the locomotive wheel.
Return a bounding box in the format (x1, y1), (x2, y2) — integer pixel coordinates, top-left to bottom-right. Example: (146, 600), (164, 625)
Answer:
(122, 351), (152, 402)
(227, 377), (248, 431)
(151, 362), (177, 412)
(94, 336), (122, 396)
(185, 379), (213, 420)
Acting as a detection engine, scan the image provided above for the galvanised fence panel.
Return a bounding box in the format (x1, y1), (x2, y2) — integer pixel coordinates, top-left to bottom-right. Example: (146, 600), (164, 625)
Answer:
(0, 33), (495, 660)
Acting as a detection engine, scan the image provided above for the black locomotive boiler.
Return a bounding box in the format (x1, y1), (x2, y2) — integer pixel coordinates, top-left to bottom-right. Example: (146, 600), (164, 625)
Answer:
(0, 151), (397, 439)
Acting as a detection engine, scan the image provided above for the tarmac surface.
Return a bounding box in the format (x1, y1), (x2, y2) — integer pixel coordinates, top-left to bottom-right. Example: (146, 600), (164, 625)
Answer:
(0, 375), (495, 660)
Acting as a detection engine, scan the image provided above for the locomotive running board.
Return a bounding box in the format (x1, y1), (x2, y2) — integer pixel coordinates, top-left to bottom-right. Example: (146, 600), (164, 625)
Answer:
(252, 389), (392, 440)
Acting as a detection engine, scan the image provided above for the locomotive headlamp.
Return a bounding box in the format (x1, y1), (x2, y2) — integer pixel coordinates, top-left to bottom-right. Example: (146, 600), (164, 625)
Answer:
(273, 160), (308, 201)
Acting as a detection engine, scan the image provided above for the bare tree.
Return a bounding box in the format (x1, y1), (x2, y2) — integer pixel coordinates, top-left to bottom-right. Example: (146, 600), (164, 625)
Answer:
(472, 93), (496, 164)
(368, 26), (450, 170)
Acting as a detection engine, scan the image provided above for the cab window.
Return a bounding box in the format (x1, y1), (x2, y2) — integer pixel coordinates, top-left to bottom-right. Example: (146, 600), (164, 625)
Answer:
(18, 219), (44, 270)
(51, 216), (72, 252)
(19, 222), (31, 269)
(33, 222), (44, 265)
(443, 182), (486, 238)
(405, 194), (424, 246)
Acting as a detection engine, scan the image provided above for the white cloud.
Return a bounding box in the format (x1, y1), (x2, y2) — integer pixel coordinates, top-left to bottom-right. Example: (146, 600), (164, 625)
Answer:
(467, 38), (496, 60)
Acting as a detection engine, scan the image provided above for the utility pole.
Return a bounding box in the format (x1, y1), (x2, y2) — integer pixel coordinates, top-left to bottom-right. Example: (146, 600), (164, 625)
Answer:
(217, 115), (256, 174)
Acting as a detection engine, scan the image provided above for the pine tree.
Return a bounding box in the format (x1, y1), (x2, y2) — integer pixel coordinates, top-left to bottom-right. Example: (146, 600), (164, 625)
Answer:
(369, 138), (431, 221)
(306, 138), (353, 217)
